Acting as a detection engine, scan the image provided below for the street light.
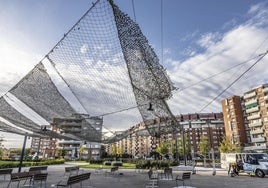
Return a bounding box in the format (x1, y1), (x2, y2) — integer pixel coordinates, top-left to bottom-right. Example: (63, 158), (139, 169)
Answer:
(18, 133), (28, 172)
(182, 126), (187, 166)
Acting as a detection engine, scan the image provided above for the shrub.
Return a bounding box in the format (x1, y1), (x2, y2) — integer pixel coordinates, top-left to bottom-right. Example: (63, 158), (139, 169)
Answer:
(111, 161), (123, 166)
(103, 161), (112, 166)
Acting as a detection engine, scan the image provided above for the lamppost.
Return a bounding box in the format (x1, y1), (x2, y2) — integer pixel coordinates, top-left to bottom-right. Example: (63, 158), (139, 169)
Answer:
(211, 148), (216, 176)
(182, 126), (187, 166)
(18, 133), (28, 172)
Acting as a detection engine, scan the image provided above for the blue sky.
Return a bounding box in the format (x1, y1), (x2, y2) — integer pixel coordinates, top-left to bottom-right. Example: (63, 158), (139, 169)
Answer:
(0, 0), (268, 148)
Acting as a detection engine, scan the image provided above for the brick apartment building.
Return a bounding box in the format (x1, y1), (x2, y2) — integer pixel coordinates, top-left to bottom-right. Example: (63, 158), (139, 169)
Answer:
(106, 113), (224, 158)
(222, 84), (268, 151)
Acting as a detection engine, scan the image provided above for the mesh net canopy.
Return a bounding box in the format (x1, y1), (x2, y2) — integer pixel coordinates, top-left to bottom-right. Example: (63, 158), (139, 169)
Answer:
(0, 0), (178, 142)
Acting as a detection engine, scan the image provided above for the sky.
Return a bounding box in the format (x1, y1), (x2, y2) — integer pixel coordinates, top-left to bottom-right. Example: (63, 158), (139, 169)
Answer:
(0, 0), (268, 148)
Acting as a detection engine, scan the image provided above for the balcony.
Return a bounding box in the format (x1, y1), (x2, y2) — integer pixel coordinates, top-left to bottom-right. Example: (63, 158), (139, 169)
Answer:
(263, 87), (268, 93)
(244, 145), (267, 150)
(247, 113), (261, 120)
(244, 91), (256, 99)
(251, 137), (266, 143)
(249, 121), (262, 127)
(251, 129), (264, 135)
(245, 106), (259, 113)
(245, 99), (257, 107)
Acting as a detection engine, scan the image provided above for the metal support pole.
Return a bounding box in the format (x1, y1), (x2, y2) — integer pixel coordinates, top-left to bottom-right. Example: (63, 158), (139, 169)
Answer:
(211, 148), (216, 176)
(175, 133), (178, 165)
(37, 138), (41, 159)
(18, 134), (27, 172)
(182, 127), (187, 166)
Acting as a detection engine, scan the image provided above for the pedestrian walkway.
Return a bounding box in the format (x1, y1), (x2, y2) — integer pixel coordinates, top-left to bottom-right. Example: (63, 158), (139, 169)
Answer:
(1, 164), (268, 188)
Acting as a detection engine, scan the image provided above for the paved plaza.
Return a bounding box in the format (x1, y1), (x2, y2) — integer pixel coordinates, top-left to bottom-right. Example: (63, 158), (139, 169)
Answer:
(1, 164), (268, 188)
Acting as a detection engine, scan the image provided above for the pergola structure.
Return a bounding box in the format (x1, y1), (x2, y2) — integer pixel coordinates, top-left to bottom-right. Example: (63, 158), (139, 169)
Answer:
(0, 0), (180, 144)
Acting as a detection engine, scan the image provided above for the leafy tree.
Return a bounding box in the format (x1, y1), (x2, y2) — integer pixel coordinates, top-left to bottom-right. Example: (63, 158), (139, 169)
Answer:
(199, 135), (210, 158)
(0, 148), (3, 158)
(79, 145), (85, 159)
(177, 134), (191, 158)
(156, 141), (170, 158)
(111, 145), (117, 156)
(56, 148), (66, 158)
(111, 145), (123, 159)
(219, 136), (241, 153)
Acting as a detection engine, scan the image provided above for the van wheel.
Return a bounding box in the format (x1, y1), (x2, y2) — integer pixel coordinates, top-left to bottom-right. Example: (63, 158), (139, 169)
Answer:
(255, 169), (265, 178)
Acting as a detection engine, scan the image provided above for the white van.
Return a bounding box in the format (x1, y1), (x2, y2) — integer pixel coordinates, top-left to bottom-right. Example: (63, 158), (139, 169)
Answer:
(221, 153), (268, 178)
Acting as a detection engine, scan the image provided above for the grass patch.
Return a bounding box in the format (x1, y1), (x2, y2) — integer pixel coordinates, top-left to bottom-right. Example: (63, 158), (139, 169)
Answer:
(79, 163), (136, 169)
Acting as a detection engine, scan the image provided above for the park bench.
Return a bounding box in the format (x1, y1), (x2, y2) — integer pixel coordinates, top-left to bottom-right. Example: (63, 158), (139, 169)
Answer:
(56, 172), (91, 188)
(64, 166), (80, 176)
(0, 168), (13, 180)
(29, 165), (48, 172)
(7, 171), (48, 188)
(146, 169), (159, 188)
(31, 172), (48, 188)
(105, 166), (119, 176)
(7, 171), (35, 188)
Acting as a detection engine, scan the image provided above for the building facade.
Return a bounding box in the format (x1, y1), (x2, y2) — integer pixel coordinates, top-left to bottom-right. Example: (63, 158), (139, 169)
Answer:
(221, 96), (249, 147)
(30, 116), (103, 160)
(106, 113), (225, 159)
(243, 84), (268, 151)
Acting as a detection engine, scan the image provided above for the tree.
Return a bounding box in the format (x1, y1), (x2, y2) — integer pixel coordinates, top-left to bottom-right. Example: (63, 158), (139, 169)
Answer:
(0, 136), (4, 158)
(156, 141), (170, 158)
(79, 146), (86, 160)
(111, 145), (118, 156)
(176, 134), (191, 159)
(56, 148), (66, 158)
(219, 136), (241, 153)
(199, 135), (210, 158)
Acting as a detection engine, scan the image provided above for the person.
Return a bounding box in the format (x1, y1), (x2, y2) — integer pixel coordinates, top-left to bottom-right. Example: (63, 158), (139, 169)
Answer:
(237, 159), (243, 171)
(228, 162), (239, 177)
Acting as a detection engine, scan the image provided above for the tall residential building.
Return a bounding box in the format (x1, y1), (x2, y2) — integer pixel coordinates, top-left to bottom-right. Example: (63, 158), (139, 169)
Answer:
(106, 113), (224, 158)
(30, 116), (103, 160)
(221, 96), (248, 147)
(243, 84), (268, 151)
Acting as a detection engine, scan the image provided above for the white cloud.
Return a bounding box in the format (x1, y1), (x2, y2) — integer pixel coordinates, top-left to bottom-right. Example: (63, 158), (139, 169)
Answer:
(196, 32), (221, 49)
(0, 38), (41, 96)
(168, 3), (268, 114)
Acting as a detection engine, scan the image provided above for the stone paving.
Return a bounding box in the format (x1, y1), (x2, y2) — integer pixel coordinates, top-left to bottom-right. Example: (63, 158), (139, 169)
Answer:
(1, 164), (268, 188)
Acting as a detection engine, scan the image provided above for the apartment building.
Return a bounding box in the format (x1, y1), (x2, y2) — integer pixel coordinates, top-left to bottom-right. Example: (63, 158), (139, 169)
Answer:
(106, 113), (225, 158)
(30, 116), (103, 159)
(243, 84), (268, 151)
(221, 96), (249, 147)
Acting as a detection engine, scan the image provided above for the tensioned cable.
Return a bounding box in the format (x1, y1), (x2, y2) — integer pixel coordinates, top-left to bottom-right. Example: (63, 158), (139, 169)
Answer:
(199, 50), (268, 112)
(45, 56), (88, 114)
(3, 94), (46, 126)
(161, 0), (164, 66)
(38, 1), (101, 116)
(97, 103), (147, 117)
(177, 55), (260, 92)
(131, 0), (136, 22)
(219, 33), (268, 94)
(96, 54), (262, 117)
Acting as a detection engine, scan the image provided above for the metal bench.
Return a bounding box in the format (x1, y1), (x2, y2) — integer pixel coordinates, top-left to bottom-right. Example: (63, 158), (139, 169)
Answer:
(7, 172), (35, 188)
(64, 166), (80, 176)
(175, 172), (192, 187)
(31, 172), (48, 188)
(0, 168), (13, 180)
(29, 166), (48, 172)
(105, 166), (119, 176)
(56, 172), (91, 188)
(146, 169), (159, 188)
